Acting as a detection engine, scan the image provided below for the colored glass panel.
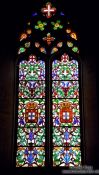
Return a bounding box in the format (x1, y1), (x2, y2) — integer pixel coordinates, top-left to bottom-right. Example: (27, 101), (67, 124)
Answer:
(19, 58), (45, 80)
(16, 56), (45, 167)
(52, 81), (79, 98)
(16, 147), (45, 167)
(52, 53), (81, 167)
(19, 81), (45, 98)
(17, 128), (45, 146)
(53, 147), (81, 166)
(18, 99), (45, 127)
(52, 59), (78, 80)
(53, 99), (80, 127)
(53, 127), (80, 146)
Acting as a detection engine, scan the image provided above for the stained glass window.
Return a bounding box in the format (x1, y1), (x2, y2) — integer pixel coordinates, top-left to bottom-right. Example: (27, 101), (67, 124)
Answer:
(16, 1), (82, 168)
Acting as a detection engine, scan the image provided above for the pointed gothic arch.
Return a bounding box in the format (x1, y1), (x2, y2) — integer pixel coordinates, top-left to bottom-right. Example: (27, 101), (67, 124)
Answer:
(15, 1), (83, 169)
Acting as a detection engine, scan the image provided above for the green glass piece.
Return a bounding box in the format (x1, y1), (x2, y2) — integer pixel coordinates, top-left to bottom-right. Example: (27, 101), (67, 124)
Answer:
(35, 21), (47, 31)
(72, 46), (79, 53)
(54, 27), (57, 30)
(38, 20), (41, 24)
(35, 26), (39, 29)
(41, 28), (44, 31)
(51, 22), (55, 25)
(18, 47), (26, 54)
(51, 20), (63, 30)
(57, 20), (61, 23)
(59, 25), (63, 29)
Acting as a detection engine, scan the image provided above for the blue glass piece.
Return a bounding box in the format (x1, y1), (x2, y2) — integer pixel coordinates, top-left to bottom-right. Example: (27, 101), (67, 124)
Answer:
(24, 148), (28, 155)
(55, 117), (59, 125)
(60, 12), (65, 16)
(61, 81), (69, 88)
(33, 149), (38, 155)
(28, 81), (35, 88)
(32, 12), (38, 17)
(64, 131), (69, 141)
(27, 153), (34, 164)
(64, 152), (70, 164)
(69, 148), (73, 153)
(60, 149), (64, 154)
(29, 131), (34, 141)
(38, 117), (43, 125)
(73, 116), (79, 125)
(19, 118), (25, 125)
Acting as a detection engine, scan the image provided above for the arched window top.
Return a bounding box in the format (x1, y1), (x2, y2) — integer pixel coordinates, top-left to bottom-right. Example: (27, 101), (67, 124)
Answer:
(52, 53), (78, 81)
(19, 55), (45, 80)
(17, 2), (80, 61)
(16, 1), (82, 168)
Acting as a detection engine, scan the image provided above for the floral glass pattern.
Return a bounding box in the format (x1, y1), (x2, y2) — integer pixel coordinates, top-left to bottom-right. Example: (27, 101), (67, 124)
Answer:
(51, 20), (63, 30)
(35, 21), (47, 31)
(52, 53), (81, 166)
(16, 55), (45, 167)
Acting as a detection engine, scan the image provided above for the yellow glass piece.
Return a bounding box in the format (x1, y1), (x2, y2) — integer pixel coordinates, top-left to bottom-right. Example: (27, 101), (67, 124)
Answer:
(35, 42), (40, 48)
(39, 24), (43, 28)
(67, 41), (73, 47)
(55, 23), (59, 27)
(66, 29), (71, 33)
(25, 42), (30, 48)
(26, 29), (32, 35)
(40, 47), (46, 54)
(53, 47), (58, 52)
(70, 32), (77, 40)
(20, 33), (27, 41)
(51, 47), (58, 54)
(27, 22), (30, 25)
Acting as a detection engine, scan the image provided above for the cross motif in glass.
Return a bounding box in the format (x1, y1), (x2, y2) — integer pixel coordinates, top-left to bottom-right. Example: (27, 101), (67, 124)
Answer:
(28, 112), (35, 120)
(41, 2), (56, 18)
(63, 112), (70, 120)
